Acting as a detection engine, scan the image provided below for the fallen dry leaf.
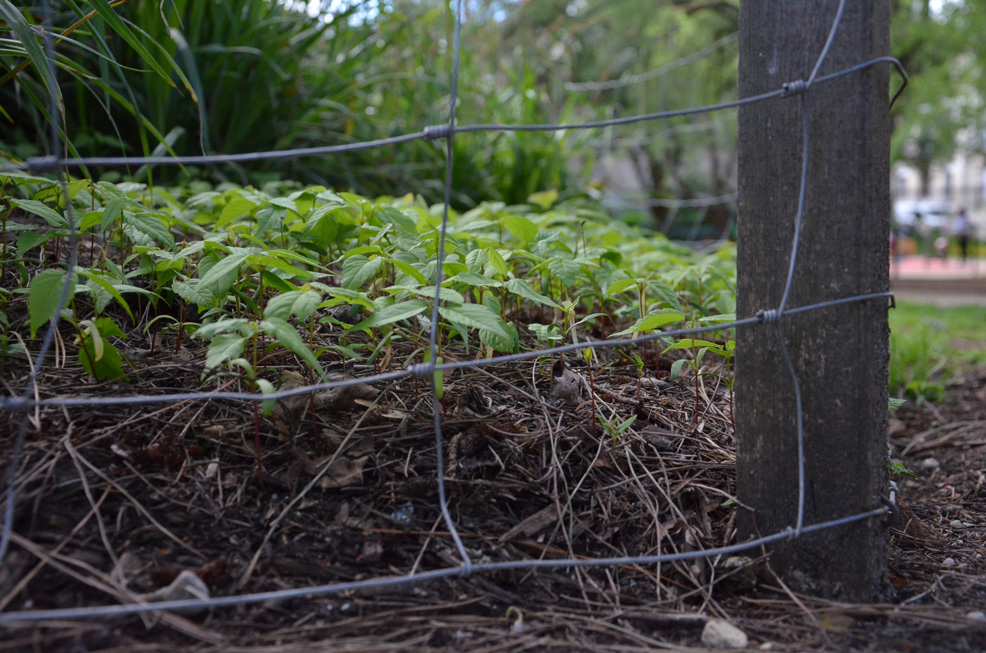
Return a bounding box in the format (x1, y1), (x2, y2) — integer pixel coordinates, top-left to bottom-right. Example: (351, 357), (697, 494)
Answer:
(319, 455), (369, 489)
(499, 504), (560, 543)
(550, 360), (585, 405)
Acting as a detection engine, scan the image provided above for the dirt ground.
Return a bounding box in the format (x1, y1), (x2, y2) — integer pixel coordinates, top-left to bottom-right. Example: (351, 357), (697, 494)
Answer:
(1, 322), (985, 652)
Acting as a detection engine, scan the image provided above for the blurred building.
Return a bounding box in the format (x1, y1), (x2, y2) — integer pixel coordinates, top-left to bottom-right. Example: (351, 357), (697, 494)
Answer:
(891, 151), (986, 237)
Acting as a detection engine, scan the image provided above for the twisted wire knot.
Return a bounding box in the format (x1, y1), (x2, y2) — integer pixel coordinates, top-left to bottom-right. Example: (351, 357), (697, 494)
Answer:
(407, 362), (434, 378)
(782, 79), (808, 96)
(423, 124), (452, 141)
(757, 308), (781, 324)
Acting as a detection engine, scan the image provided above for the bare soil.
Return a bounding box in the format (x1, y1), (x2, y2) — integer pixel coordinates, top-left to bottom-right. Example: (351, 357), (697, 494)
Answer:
(1, 323), (985, 652)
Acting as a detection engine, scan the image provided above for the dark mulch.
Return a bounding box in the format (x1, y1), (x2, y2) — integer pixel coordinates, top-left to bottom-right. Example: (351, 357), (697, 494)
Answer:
(1, 318), (985, 651)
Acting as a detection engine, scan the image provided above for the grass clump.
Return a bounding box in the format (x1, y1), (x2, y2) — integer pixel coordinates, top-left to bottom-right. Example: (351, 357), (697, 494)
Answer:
(889, 301), (986, 403)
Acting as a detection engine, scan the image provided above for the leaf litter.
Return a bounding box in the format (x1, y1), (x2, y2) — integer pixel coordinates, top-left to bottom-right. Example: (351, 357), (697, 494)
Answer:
(1, 333), (985, 651)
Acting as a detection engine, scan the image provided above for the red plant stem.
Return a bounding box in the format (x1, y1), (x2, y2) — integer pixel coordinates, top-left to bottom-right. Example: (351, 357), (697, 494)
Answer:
(588, 356), (597, 436)
(693, 342), (700, 427)
(308, 386), (317, 435)
(253, 402), (264, 488)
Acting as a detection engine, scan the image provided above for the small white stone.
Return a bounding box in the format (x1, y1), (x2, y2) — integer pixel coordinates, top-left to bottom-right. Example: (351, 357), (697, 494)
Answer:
(966, 611), (986, 622)
(702, 619), (749, 649)
(920, 457), (940, 469)
(943, 557), (956, 566)
(950, 519), (963, 529)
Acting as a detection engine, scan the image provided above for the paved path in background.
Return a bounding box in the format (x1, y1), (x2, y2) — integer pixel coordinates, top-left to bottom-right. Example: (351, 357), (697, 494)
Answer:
(890, 256), (986, 307)
(891, 256), (986, 280)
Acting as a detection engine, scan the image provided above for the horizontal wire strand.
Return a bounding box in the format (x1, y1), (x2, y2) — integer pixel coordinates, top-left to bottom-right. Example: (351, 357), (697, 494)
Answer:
(0, 1), (904, 624)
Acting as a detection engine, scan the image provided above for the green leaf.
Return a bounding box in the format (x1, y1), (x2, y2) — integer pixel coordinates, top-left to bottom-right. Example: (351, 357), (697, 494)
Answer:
(670, 358), (689, 380)
(484, 248), (510, 278)
(568, 312), (608, 332)
(204, 333), (246, 373)
(698, 313), (737, 323)
(609, 311), (686, 338)
(446, 272), (502, 288)
(465, 249), (488, 274)
(101, 197), (128, 232)
(433, 356), (444, 399)
(11, 199), (66, 228)
(888, 398), (906, 412)
(256, 378), (276, 416)
(172, 279), (214, 308)
(605, 278), (638, 296)
(84, 0), (178, 88)
(78, 317), (128, 382)
(260, 317), (325, 378)
(264, 289), (322, 321)
(529, 322), (563, 343)
(502, 215), (538, 243)
(483, 292), (502, 315)
(344, 245), (385, 258)
(194, 318), (254, 340)
(480, 319), (519, 353)
(79, 270), (135, 322)
(78, 320), (105, 361)
(438, 303), (513, 343)
(375, 205), (417, 234)
(663, 339), (719, 351)
(320, 287), (375, 310)
(16, 232), (49, 257)
(646, 280), (682, 312)
(217, 196), (258, 228)
(0, 1), (60, 104)
(407, 286), (466, 304)
(126, 213), (175, 250)
(387, 258), (428, 285)
(528, 189), (559, 210)
(29, 269), (70, 338)
(341, 255), (383, 290)
(505, 278), (560, 309)
(349, 299), (430, 332)
(547, 259), (582, 286)
(197, 250), (252, 304)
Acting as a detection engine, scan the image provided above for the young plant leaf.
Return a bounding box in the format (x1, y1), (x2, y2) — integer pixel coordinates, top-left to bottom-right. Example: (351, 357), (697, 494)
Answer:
(78, 317), (128, 382)
(348, 299), (430, 332)
(506, 278), (560, 309)
(341, 255), (383, 290)
(502, 215), (538, 243)
(264, 289), (322, 321)
(204, 333), (246, 375)
(609, 311), (685, 338)
(438, 303), (513, 343)
(11, 199), (66, 228)
(480, 319), (519, 353)
(259, 317), (326, 378)
(28, 269), (71, 338)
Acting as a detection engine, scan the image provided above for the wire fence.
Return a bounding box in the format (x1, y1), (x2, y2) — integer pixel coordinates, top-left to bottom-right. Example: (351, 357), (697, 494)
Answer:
(0, 0), (907, 624)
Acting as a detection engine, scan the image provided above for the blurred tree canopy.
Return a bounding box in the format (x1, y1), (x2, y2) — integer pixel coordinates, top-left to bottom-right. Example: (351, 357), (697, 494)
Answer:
(891, 0), (985, 194)
(1, 0), (983, 211)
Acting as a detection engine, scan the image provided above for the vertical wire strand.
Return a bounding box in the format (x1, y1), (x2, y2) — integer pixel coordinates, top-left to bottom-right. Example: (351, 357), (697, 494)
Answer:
(1, 0), (79, 565)
(807, 0), (847, 88)
(774, 0), (847, 536)
(428, 0), (471, 571)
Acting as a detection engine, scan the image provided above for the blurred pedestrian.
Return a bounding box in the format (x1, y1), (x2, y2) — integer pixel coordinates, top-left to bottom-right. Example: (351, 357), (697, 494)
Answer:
(914, 213), (932, 264)
(954, 207), (971, 263)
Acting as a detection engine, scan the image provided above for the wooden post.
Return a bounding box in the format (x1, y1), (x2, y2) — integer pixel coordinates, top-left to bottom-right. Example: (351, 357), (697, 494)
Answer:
(736, 1), (891, 600)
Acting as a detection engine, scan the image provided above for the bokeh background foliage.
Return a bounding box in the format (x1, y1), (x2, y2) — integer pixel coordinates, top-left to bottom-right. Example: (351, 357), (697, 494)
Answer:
(2, 1), (984, 211)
